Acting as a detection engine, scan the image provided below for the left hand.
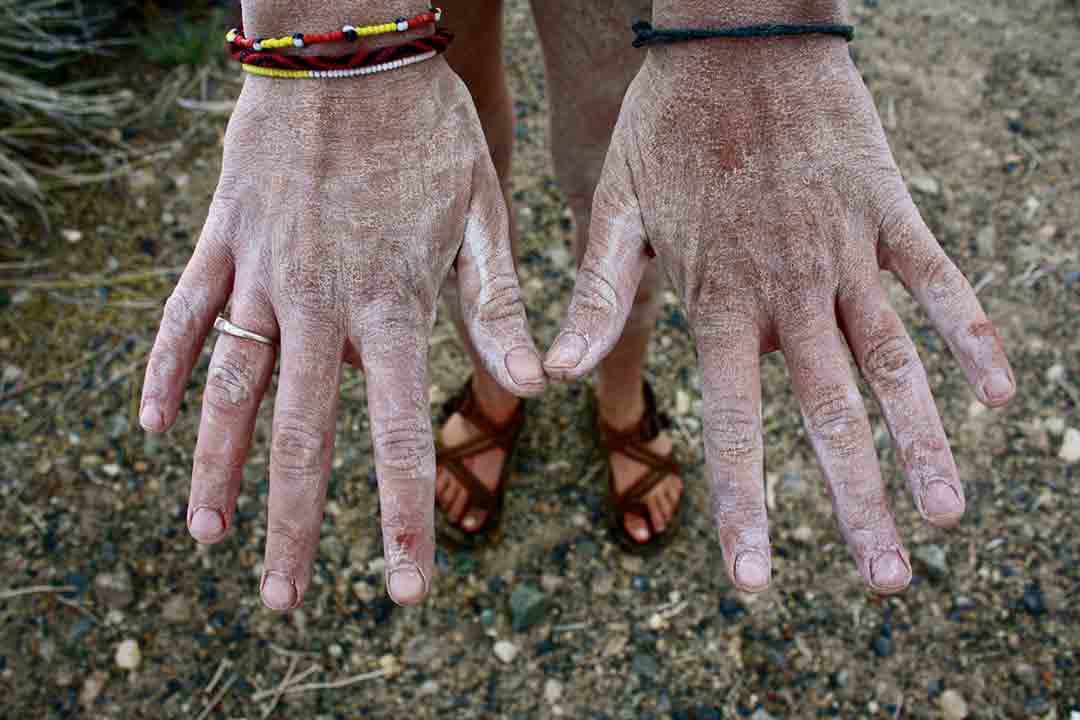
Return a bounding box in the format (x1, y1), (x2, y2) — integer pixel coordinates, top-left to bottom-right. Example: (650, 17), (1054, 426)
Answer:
(544, 34), (1015, 594)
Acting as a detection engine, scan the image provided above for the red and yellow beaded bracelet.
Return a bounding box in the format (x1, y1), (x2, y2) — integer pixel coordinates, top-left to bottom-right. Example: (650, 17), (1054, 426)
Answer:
(232, 28), (453, 79)
(226, 7), (442, 52)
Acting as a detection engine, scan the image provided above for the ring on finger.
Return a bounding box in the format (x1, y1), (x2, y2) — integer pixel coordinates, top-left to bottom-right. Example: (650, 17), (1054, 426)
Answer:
(214, 315), (276, 346)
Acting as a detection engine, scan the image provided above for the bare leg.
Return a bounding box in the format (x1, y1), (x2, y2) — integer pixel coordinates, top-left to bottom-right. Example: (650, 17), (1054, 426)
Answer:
(531, 0), (682, 542)
(437, 0), (524, 532)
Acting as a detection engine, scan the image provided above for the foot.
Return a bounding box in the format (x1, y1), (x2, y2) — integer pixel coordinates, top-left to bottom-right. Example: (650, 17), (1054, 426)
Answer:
(435, 375), (521, 533)
(598, 381), (684, 544)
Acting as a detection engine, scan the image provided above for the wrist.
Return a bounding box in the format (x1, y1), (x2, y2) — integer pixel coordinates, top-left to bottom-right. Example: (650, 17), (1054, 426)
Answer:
(242, 1), (433, 48)
(652, 0), (849, 27)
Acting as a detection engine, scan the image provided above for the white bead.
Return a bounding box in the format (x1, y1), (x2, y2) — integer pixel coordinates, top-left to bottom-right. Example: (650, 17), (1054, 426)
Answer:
(293, 37), (304, 48)
(253, 41), (262, 51)
(398, 21), (408, 32)
(435, 9), (442, 21)
(342, 24), (356, 34)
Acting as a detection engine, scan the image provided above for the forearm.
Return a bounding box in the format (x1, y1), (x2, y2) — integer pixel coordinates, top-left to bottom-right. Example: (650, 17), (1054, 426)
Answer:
(653, 0), (848, 26)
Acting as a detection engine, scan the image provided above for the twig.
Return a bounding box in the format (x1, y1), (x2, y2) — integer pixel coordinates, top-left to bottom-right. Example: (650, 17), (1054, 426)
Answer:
(0, 259), (51, 271)
(279, 669), (387, 696)
(56, 596), (102, 624)
(260, 656), (297, 719)
(250, 664), (321, 702)
(194, 673), (238, 720)
(177, 98), (236, 115)
(0, 265), (185, 290)
(204, 658), (232, 696)
(0, 585), (76, 600)
(973, 271), (996, 295)
(552, 622), (590, 633)
(268, 643), (320, 659)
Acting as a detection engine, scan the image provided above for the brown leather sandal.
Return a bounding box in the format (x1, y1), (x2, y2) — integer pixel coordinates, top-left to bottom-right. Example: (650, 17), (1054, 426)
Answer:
(595, 380), (683, 556)
(435, 378), (527, 548)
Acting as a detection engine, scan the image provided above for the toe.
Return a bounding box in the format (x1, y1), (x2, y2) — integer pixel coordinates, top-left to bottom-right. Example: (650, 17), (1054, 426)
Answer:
(624, 513), (651, 543)
(449, 486), (469, 523)
(648, 496), (668, 535)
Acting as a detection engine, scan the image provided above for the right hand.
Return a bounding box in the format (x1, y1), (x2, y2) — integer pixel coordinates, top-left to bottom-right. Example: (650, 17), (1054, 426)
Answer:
(139, 58), (545, 609)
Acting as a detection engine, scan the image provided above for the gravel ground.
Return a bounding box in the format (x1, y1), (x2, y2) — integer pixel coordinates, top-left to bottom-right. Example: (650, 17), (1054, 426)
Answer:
(1, 0), (1078, 718)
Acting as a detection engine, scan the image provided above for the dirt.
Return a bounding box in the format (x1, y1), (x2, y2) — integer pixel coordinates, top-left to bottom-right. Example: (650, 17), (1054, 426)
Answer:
(0, 0), (1077, 718)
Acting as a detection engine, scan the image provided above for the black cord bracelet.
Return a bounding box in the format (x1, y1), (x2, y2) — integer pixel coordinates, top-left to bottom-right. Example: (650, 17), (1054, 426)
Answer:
(631, 20), (855, 48)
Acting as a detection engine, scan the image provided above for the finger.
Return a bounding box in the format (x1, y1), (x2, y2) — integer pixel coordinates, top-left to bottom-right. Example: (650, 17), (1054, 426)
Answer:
(187, 278), (278, 543)
(140, 206), (237, 433)
(456, 157), (546, 397)
(839, 282), (964, 528)
(879, 194), (1015, 407)
(544, 143), (650, 381)
(262, 319), (343, 611)
(697, 315), (771, 592)
(782, 312), (911, 594)
(359, 311), (435, 607)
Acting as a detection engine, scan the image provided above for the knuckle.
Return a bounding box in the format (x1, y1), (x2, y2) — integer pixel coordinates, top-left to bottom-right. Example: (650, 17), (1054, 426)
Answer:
(372, 421), (432, 477)
(862, 334), (919, 388)
(203, 350), (257, 418)
(922, 254), (969, 305)
(161, 288), (201, 339)
(574, 265), (620, 317)
(704, 406), (760, 463)
(475, 272), (524, 326)
(805, 390), (870, 458)
(272, 418), (327, 477)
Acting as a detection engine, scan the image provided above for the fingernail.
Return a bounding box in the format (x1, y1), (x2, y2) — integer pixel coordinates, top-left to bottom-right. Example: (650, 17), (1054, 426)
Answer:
(733, 549), (771, 591)
(260, 571), (297, 611)
(189, 507), (225, 542)
(505, 346), (544, 387)
(545, 331), (588, 370)
(386, 565), (427, 606)
(139, 403), (164, 432)
(981, 370), (1014, 404)
(921, 479), (964, 524)
(869, 550), (911, 593)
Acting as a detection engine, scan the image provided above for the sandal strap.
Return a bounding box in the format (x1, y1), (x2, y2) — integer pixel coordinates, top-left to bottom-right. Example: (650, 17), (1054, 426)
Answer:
(599, 380), (680, 517)
(436, 378), (525, 515)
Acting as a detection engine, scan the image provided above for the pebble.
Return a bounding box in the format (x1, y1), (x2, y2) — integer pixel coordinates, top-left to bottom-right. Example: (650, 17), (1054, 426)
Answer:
(540, 574), (564, 593)
(493, 640), (519, 664)
(161, 595), (191, 623)
(61, 229), (83, 244)
(1022, 583), (1046, 615)
(1058, 428), (1080, 463)
(939, 690), (968, 720)
(544, 678), (563, 704)
(751, 709), (779, 720)
(620, 556), (644, 574)
(975, 225), (996, 256)
(912, 544), (948, 578)
(1045, 417), (1065, 436)
(403, 635), (441, 666)
(909, 174), (941, 196)
(94, 569), (134, 609)
(631, 576), (650, 592)
(792, 525), (814, 543)
(872, 632), (894, 658)
(114, 639), (141, 670)
(510, 585), (547, 633)
(80, 671), (108, 707)
(352, 580), (376, 603)
(417, 680), (439, 697)
(631, 652), (659, 678)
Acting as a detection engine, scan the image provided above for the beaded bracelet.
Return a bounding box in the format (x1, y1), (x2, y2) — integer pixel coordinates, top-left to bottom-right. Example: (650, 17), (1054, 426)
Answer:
(227, 6), (442, 51)
(242, 50), (439, 79)
(232, 28), (452, 73)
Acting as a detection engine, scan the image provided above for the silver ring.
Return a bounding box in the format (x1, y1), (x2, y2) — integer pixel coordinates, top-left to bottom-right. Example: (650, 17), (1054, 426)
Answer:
(214, 316), (276, 346)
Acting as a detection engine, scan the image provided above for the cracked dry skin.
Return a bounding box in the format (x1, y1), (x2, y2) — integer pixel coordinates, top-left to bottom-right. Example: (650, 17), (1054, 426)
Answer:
(0, 0), (1076, 717)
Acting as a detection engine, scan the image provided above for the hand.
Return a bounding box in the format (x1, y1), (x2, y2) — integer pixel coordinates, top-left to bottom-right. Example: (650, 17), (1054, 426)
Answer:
(545, 35), (1015, 594)
(139, 60), (545, 609)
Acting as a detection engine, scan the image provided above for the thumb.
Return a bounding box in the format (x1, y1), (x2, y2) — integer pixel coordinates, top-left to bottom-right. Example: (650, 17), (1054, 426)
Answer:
(544, 144), (650, 382)
(456, 156), (546, 398)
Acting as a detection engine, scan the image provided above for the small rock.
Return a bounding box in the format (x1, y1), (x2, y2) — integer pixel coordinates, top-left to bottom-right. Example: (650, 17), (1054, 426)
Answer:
(540, 574), (564, 593)
(1045, 417), (1065, 437)
(544, 678), (563, 704)
(101, 463), (121, 477)
(1022, 583), (1046, 615)
(80, 671), (108, 707)
(909, 174), (940, 196)
(792, 525), (814, 543)
(912, 544), (948, 578)
(872, 633), (894, 658)
(128, 168), (155, 192)
(510, 585), (547, 633)
(114, 639), (141, 670)
(61, 229), (83, 244)
(480, 608), (496, 628)
(493, 640), (519, 664)
(620, 556), (644, 574)
(975, 225), (996, 256)
(94, 568), (134, 609)
(676, 389), (691, 415)
(751, 709), (778, 720)
(352, 580), (376, 604)
(1046, 364), (1065, 383)
(631, 652), (659, 678)
(417, 680), (439, 697)
(1058, 428), (1080, 463)
(403, 636), (441, 666)
(939, 690), (968, 720)
(631, 575), (650, 592)
(378, 654), (402, 679)
(161, 595), (191, 623)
